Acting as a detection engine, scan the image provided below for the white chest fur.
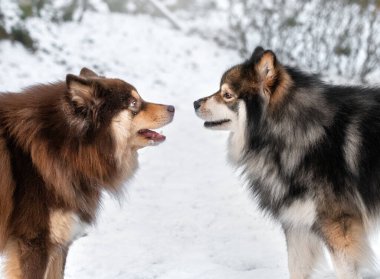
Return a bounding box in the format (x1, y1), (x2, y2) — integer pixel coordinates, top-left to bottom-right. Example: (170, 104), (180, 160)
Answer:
(279, 199), (317, 228)
(49, 210), (89, 246)
(227, 101), (247, 164)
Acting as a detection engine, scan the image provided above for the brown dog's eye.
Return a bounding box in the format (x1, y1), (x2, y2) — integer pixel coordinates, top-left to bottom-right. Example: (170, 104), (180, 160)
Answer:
(129, 99), (139, 115)
(129, 100), (137, 108)
(223, 92), (233, 99)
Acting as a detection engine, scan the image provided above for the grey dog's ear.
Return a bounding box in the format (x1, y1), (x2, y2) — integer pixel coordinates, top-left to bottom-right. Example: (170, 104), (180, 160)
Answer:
(248, 47), (278, 84)
(249, 46), (265, 64)
(79, 67), (99, 78)
(255, 50), (277, 85)
(250, 49), (279, 102)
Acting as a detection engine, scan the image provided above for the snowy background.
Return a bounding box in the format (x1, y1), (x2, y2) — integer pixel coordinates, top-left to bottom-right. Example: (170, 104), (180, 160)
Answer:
(0, 1), (380, 278)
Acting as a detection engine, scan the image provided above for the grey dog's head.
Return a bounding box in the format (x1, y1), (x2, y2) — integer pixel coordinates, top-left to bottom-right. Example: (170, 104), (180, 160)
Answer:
(193, 46), (292, 132)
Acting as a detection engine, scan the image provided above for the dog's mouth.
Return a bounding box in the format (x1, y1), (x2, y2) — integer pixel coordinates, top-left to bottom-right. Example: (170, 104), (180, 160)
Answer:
(138, 129), (166, 143)
(204, 119), (231, 128)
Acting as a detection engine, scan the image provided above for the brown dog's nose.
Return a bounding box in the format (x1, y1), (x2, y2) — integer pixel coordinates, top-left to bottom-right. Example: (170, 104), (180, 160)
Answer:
(167, 105), (175, 113)
(193, 100), (201, 110)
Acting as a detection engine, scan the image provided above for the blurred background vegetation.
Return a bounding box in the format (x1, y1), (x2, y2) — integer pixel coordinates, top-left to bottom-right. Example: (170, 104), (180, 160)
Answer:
(0, 0), (379, 82)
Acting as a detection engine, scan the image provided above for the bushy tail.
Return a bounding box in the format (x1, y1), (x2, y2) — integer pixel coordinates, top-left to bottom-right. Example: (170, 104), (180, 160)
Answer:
(0, 137), (14, 251)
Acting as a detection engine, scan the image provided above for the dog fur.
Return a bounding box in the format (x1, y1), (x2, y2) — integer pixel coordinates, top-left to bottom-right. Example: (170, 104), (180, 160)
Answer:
(194, 46), (380, 279)
(0, 68), (174, 279)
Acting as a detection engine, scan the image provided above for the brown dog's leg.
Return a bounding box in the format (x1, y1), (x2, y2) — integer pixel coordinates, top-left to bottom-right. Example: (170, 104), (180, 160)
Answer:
(4, 237), (49, 279)
(21, 237), (49, 279)
(319, 215), (372, 279)
(44, 246), (69, 279)
(4, 239), (23, 279)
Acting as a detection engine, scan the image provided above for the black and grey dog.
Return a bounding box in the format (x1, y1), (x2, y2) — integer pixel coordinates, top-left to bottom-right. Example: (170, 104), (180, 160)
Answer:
(194, 46), (380, 279)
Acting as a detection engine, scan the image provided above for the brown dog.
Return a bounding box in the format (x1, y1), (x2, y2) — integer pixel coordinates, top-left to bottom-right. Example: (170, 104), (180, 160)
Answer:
(0, 68), (174, 279)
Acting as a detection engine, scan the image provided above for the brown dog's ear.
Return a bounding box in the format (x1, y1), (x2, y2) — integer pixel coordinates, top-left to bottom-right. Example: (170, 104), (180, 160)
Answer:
(79, 67), (98, 78)
(66, 74), (93, 107)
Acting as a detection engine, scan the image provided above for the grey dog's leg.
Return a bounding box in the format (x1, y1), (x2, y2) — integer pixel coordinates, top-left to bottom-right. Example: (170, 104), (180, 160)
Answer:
(284, 228), (324, 279)
(319, 216), (373, 279)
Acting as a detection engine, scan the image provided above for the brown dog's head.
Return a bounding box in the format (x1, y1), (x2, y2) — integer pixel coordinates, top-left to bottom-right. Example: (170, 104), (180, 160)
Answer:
(65, 68), (175, 151)
(193, 47), (291, 131)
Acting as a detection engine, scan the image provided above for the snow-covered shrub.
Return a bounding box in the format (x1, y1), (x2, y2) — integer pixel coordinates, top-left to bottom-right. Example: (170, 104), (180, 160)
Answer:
(0, 1), (35, 50)
(0, 0), (109, 50)
(18, 0), (108, 22)
(104, 0), (206, 14)
(228, 0), (380, 82)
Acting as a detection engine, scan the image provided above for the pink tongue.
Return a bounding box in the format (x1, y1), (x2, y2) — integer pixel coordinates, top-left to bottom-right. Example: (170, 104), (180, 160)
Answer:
(139, 129), (166, 142)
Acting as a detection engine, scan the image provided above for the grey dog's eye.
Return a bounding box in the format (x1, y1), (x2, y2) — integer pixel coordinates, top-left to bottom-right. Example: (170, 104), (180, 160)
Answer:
(223, 92), (233, 99)
(129, 100), (137, 108)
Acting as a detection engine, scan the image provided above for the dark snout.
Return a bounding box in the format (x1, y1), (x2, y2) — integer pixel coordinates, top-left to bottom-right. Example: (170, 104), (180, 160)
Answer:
(167, 105), (175, 113)
(193, 100), (201, 110)
(193, 98), (206, 110)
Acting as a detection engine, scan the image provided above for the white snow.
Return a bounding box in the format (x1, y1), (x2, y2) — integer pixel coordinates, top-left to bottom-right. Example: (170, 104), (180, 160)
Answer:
(0, 12), (379, 279)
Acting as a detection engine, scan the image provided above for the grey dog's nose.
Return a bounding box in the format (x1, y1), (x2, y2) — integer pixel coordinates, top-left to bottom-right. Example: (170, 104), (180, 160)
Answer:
(167, 105), (175, 113)
(193, 100), (201, 110)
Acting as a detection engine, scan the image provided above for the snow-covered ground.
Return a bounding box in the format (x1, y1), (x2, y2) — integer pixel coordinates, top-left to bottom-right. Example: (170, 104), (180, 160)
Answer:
(0, 12), (379, 279)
